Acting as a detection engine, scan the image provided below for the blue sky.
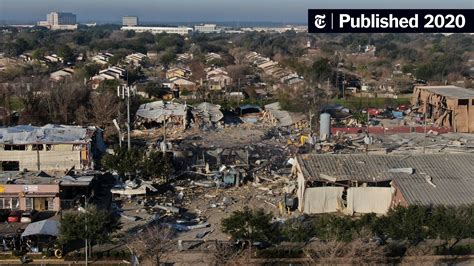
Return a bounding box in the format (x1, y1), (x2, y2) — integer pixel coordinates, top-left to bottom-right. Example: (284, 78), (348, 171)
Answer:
(1, 0), (473, 23)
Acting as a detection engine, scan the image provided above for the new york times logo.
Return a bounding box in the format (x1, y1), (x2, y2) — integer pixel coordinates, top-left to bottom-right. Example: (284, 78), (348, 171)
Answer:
(314, 14), (326, 29)
(308, 9), (473, 33)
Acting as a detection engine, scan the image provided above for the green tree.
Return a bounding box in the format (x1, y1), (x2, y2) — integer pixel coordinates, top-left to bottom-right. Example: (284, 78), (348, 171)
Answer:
(313, 215), (357, 242)
(101, 147), (173, 181)
(59, 206), (121, 254)
(83, 63), (101, 79)
(221, 207), (277, 245)
(141, 150), (173, 182)
(101, 146), (144, 178)
(373, 205), (429, 244)
(57, 44), (75, 63)
(160, 51), (176, 65)
(427, 205), (472, 249)
(31, 48), (45, 60)
(308, 58), (332, 82)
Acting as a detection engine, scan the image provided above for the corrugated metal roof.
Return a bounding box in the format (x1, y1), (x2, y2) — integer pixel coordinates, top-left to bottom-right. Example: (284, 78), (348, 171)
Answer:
(297, 154), (474, 206)
(416, 85), (474, 99)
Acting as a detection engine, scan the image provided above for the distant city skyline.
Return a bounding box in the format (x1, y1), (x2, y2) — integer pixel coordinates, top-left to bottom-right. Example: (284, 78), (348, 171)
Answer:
(1, 0), (473, 24)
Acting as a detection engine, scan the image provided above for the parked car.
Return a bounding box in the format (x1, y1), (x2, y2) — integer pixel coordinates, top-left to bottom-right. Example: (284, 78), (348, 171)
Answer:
(7, 210), (22, 223)
(20, 210), (38, 223)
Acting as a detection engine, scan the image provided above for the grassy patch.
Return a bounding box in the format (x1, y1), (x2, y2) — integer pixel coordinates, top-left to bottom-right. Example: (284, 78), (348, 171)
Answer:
(331, 97), (411, 110)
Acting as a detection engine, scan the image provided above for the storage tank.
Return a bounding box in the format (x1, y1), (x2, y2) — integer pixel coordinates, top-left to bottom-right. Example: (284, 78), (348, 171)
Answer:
(320, 113), (331, 141)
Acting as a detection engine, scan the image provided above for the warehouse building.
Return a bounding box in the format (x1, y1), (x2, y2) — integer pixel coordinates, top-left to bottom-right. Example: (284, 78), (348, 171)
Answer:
(412, 85), (474, 133)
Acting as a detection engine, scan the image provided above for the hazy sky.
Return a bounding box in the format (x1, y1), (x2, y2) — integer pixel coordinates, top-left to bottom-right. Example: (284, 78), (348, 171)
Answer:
(1, 0), (473, 23)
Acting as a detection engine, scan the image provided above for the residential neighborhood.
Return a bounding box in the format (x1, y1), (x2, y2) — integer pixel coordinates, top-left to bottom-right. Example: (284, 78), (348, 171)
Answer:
(0, 5), (473, 265)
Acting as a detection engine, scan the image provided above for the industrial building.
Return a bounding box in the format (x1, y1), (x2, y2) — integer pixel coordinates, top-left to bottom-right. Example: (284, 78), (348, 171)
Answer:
(122, 16), (139, 26)
(121, 26), (193, 35)
(293, 153), (474, 215)
(412, 85), (474, 133)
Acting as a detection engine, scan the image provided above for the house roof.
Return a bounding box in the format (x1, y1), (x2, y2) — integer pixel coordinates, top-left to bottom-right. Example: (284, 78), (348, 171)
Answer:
(0, 124), (96, 145)
(415, 85), (474, 99)
(297, 153), (474, 206)
(136, 100), (186, 122)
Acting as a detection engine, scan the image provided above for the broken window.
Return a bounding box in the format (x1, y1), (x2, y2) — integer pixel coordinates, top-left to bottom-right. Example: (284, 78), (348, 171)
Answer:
(1, 161), (19, 171)
(25, 198), (33, 211)
(32, 144), (44, 151)
(12, 198), (19, 210)
(458, 99), (469, 105)
(3, 145), (26, 151)
(46, 198), (54, 210)
(46, 144), (53, 151)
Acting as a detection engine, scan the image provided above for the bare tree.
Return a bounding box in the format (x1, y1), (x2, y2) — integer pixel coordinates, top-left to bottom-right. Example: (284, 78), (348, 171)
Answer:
(189, 60), (206, 82)
(129, 225), (176, 265)
(303, 239), (386, 264)
(212, 241), (243, 265)
(89, 91), (120, 132)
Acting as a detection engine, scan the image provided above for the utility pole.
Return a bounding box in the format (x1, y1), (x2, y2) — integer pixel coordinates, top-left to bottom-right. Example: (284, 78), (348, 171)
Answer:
(118, 85), (131, 150)
(36, 141), (40, 171)
(81, 195), (88, 266)
(126, 86), (131, 150)
(423, 104), (427, 154)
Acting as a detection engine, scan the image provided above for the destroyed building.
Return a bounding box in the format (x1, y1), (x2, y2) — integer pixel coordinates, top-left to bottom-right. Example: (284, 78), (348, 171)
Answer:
(193, 147), (249, 186)
(293, 153), (474, 215)
(412, 85), (474, 133)
(190, 102), (224, 128)
(135, 100), (187, 130)
(0, 171), (99, 212)
(263, 102), (306, 128)
(237, 105), (262, 123)
(0, 125), (105, 172)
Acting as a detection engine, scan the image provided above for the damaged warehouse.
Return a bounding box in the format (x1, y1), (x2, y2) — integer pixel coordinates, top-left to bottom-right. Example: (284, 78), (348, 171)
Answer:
(412, 85), (474, 133)
(292, 153), (474, 215)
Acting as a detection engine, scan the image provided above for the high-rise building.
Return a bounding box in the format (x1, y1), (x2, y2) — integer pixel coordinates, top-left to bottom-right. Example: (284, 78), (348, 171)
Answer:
(47, 12), (77, 25)
(122, 16), (139, 27)
(38, 12), (77, 30)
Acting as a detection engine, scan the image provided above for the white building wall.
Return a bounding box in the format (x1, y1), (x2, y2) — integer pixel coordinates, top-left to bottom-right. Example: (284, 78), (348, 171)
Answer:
(0, 150), (81, 171)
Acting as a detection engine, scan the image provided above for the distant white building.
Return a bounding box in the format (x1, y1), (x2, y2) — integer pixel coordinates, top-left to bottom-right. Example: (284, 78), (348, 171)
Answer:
(38, 12), (78, 30)
(194, 24), (218, 33)
(121, 26), (193, 35)
(122, 16), (139, 27)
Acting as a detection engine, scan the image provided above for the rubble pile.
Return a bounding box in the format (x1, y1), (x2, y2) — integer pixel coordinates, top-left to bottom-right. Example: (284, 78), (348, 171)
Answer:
(190, 102), (224, 129)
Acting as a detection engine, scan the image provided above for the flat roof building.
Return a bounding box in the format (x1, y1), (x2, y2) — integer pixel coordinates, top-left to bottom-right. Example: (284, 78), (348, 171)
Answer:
(0, 124), (105, 172)
(194, 24), (218, 33)
(121, 26), (193, 35)
(122, 16), (139, 27)
(47, 12), (76, 25)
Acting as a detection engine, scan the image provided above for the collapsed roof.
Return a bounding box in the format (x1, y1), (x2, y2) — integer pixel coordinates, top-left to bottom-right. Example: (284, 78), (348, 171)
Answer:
(264, 102), (304, 127)
(135, 100), (187, 124)
(191, 102), (224, 123)
(0, 124), (97, 145)
(296, 153), (474, 206)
